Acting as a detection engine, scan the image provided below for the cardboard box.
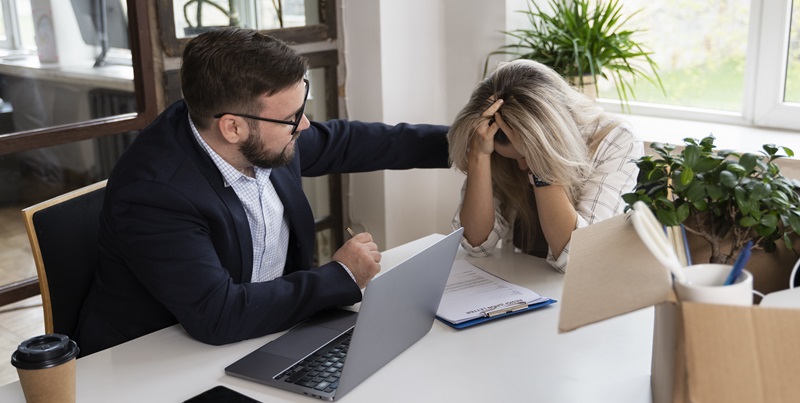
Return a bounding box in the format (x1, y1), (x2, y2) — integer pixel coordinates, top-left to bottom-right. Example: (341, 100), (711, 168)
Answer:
(559, 213), (800, 403)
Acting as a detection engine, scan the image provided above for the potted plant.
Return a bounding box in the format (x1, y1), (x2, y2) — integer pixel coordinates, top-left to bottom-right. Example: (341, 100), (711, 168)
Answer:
(622, 136), (800, 264)
(486, 0), (664, 108)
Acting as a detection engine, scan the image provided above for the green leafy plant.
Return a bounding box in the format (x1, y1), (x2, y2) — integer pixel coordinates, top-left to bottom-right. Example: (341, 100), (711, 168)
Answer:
(622, 136), (800, 264)
(486, 0), (664, 109)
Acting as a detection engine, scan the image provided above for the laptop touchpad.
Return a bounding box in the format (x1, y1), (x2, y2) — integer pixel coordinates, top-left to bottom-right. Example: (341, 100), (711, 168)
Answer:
(259, 310), (358, 359)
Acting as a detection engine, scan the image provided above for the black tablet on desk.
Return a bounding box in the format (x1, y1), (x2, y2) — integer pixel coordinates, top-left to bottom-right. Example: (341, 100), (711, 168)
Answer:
(183, 385), (260, 403)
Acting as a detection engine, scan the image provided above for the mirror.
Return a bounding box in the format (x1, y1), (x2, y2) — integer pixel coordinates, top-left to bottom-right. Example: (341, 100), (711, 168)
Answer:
(157, 0), (336, 57)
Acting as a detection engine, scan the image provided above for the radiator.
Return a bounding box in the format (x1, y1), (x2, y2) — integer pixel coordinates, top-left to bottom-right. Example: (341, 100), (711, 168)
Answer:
(89, 89), (137, 178)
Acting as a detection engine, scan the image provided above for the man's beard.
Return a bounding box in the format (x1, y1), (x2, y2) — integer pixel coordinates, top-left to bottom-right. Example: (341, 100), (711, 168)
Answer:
(239, 122), (296, 169)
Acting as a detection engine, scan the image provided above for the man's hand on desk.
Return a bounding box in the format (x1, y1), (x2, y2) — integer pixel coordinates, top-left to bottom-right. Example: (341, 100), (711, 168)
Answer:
(333, 232), (382, 288)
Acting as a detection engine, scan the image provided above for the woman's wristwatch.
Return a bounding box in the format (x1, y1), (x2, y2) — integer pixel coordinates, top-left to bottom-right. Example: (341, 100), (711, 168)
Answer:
(530, 173), (550, 187)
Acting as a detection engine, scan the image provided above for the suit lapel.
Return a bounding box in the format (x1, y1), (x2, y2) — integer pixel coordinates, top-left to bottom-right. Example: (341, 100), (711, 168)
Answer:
(212, 179), (253, 282)
(270, 166), (315, 272)
(176, 116), (254, 282)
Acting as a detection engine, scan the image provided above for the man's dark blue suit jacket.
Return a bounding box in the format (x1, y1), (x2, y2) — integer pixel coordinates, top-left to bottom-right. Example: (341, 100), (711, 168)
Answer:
(75, 101), (449, 356)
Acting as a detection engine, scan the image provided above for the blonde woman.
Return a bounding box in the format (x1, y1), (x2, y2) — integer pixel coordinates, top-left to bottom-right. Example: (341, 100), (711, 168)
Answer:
(449, 59), (643, 271)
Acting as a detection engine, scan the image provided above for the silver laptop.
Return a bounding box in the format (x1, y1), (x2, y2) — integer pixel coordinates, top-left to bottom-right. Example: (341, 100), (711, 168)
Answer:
(225, 228), (464, 401)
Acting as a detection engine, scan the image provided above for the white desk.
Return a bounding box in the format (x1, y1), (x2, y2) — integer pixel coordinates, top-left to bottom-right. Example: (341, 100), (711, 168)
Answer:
(0, 234), (654, 402)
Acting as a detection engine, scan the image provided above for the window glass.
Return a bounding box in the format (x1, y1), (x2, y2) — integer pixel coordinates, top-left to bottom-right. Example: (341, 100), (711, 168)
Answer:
(596, 0), (751, 112)
(0, 0), (158, 313)
(0, 1), (134, 133)
(15, 0), (35, 50)
(0, 4), (7, 42)
(174, 0), (313, 39)
(5, 1), (127, 54)
(786, 0), (800, 103)
(0, 130), (136, 288)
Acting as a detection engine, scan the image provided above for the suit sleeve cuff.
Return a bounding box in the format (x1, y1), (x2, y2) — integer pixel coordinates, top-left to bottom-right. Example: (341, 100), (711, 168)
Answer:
(335, 261), (358, 285)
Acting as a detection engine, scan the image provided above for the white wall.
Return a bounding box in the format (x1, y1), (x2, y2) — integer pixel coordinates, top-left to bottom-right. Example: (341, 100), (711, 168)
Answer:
(340, 0), (511, 249)
(375, 0), (446, 249)
(342, 0), (508, 249)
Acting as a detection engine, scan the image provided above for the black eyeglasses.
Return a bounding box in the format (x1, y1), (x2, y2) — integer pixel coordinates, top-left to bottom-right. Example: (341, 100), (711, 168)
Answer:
(213, 79), (310, 134)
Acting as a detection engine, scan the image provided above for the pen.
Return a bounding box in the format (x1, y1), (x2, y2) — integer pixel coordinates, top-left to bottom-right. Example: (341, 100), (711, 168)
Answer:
(346, 227), (355, 238)
(724, 241), (753, 286)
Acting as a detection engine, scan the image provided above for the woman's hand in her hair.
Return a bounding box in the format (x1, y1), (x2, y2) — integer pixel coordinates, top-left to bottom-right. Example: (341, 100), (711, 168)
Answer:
(492, 112), (525, 155)
(470, 98), (504, 157)
(462, 98), (504, 248)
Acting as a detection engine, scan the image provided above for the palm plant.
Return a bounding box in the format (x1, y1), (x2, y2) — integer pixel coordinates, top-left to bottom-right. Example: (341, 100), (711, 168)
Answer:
(486, 0), (664, 108)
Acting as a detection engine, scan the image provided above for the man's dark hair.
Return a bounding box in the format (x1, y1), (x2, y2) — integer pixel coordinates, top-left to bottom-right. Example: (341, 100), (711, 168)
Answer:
(180, 28), (308, 130)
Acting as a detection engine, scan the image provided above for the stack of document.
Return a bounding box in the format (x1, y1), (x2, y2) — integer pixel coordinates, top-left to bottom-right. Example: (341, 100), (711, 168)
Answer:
(436, 260), (556, 329)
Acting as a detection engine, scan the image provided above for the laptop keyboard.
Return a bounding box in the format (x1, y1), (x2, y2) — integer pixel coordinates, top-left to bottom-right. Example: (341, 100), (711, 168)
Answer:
(276, 329), (353, 393)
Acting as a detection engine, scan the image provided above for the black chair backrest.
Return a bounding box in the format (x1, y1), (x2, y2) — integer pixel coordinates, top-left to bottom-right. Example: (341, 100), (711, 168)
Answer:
(30, 184), (105, 338)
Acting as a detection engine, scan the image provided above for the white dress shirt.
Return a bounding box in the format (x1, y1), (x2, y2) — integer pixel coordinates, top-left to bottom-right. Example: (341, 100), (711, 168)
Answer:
(189, 117), (289, 282)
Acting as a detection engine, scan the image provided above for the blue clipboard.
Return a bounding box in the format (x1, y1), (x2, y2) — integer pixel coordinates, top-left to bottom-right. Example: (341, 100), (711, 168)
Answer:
(436, 298), (557, 329)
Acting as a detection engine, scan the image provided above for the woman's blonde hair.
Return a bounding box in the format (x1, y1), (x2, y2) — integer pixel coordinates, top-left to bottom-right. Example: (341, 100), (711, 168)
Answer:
(448, 59), (618, 243)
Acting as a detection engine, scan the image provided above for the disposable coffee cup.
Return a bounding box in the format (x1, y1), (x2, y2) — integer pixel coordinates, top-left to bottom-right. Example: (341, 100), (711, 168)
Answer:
(11, 333), (79, 403)
(673, 263), (753, 306)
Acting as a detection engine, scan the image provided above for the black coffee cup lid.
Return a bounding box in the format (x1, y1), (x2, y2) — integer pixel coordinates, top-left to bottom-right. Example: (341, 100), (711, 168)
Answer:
(11, 334), (79, 370)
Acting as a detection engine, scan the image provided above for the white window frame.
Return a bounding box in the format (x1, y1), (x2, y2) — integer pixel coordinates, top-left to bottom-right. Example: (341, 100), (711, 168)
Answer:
(751, 0), (798, 128)
(0, 0), (21, 50)
(597, 0), (799, 132)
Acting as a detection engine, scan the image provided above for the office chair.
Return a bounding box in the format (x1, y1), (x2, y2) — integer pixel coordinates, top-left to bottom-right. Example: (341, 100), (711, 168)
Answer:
(21, 180), (107, 338)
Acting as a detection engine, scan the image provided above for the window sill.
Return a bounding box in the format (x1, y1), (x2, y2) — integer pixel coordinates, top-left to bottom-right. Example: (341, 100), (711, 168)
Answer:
(618, 113), (800, 158)
(0, 55), (133, 92)
(618, 113), (800, 179)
